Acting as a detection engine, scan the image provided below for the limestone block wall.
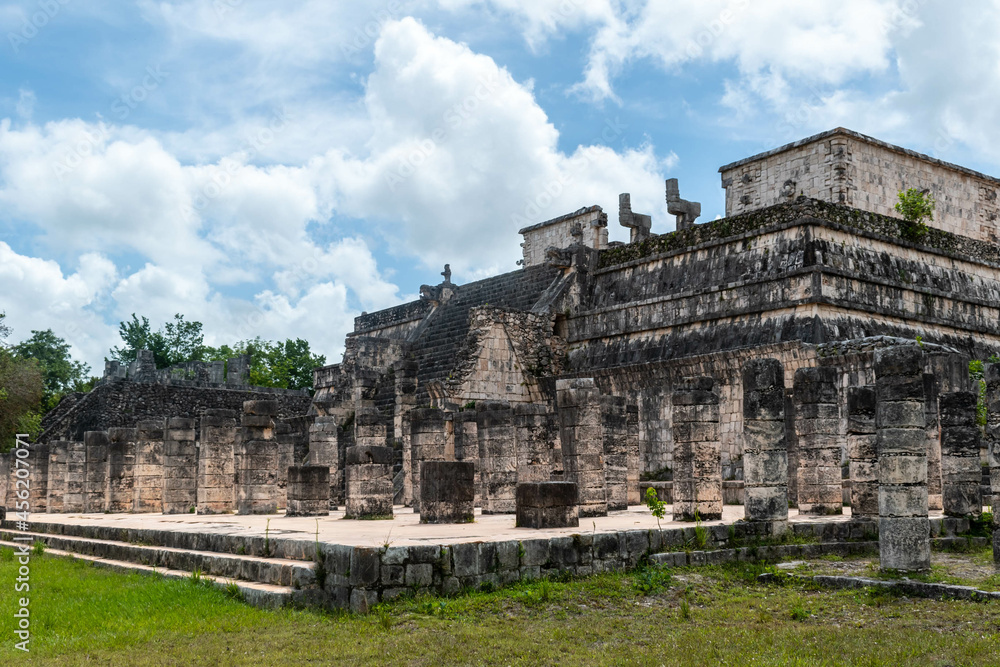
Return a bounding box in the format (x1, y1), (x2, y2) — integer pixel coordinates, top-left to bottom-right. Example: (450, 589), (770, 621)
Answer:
(518, 205), (608, 268)
(793, 367), (842, 515)
(600, 395), (630, 512)
(107, 428), (137, 513)
(477, 401), (517, 514)
(134, 420), (164, 513)
(27, 443), (49, 514)
(162, 418), (197, 514)
(556, 378), (607, 517)
(719, 128), (1000, 243)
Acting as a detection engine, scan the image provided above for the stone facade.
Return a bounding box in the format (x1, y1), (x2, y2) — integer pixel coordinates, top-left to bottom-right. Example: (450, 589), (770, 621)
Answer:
(741, 359), (788, 528)
(671, 377), (722, 521)
(518, 206), (608, 268)
(286, 466), (330, 517)
(720, 127), (1000, 244)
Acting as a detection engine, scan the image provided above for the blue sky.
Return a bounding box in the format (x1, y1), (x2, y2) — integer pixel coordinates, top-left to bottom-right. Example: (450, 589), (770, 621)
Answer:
(2, 0), (999, 372)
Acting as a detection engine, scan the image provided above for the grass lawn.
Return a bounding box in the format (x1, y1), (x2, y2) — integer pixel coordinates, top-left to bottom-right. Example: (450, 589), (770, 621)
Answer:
(2, 545), (1000, 666)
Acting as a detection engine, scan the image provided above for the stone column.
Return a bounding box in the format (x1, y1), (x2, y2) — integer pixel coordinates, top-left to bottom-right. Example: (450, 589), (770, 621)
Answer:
(46, 440), (69, 513)
(419, 461), (475, 523)
(286, 466), (330, 517)
(107, 428), (137, 513)
(275, 422), (294, 511)
(198, 409), (237, 514)
(741, 359), (788, 528)
(478, 401), (517, 514)
(600, 395), (630, 512)
(516, 482), (579, 529)
(846, 387), (878, 519)
(453, 410), (480, 506)
(63, 439), (87, 513)
(83, 431), (109, 513)
(236, 400), (279, 515)
(557, 378), (607, 518)
(308, 416), (340, 509)
(627, 403), (640, 505)
(925, 352), (970, 511)
(875, 345), (930, 572)
(134, 420), (165, 513)
(345, 445), (394, 519)
(27, 443), (50, 514)
(162, 418), (197, 514)
(793, 367), (842, 515)
(672, 376), (722, 521)
(409, 407), (447, 514)
(513, 403), (555, 485)
(939, 391), (982, 518)
(987, 363), (1000, 564)
(394, 360), (418, 506)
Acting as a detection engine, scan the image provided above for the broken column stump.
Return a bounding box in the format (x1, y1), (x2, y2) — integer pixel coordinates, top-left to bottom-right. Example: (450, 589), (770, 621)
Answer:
(344, 445), (394, 519)
(557, 378), (608, 518)
(741, 359), (788, 531)
(236, 400), (279, 515)
(107, 428), (137, 513)
(515, 482), (579, 529)
(672, 376), (722, 522)
(847, 386), (879, 520)
(163, 418), (197, 514)
(876, 345), (930, 572)
(419, 461), (475, 524)
(198, 409), (237, 514)
(286, 466), (330, 517)
(939, 391), (982, 518)
(793, 367), (842, 515)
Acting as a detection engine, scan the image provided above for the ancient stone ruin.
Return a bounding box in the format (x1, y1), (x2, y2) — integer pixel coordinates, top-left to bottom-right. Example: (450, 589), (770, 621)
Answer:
(5, 127), (1000, 607)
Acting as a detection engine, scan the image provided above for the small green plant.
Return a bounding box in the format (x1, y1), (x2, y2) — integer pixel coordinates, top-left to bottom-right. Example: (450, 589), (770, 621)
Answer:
(224, 579), (242, 601)
(693, 512), (708, 549)
(189, 506), (196, 514)
(32, 540), (45, 556)
(679, 587), (692, 620)
(915, 334), (924, 349)
(894, 188), (935, 242)
(789, 595), (811, 621)
(374, 607), (393, 631)
(644, 487), (666, 532)
(263, 518), (271, 557)
(190, 568), (203, 585)
(633, 566), (672, 595)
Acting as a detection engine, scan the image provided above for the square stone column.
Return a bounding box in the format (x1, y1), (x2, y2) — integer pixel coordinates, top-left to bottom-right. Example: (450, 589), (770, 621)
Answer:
(847, 387), (878, 519)
(64, 439), (87, 513)
(986, 364), (1000, 564)
(308, 416), (340, 509)
(513, 403), (557, 485)
(409, 407), (447, 514)
(163, 418), (197, 514)
(345, 445), (394, 519)
(477, 401), (517, 514)
(46, 440), (69, 513)
(875, 345), (930, 572)
(107, 428), (137, 513)
(672, 376), (722, 521)
(557, 378), (607, 518)
(236, 400), (279, 515)
(453, 410), (480, 506)
(27, 443), (49, 514)
(83, 431), (109, 513)
(286, 466), (330, 517)
(134, 420), (165, 513)
(600, 395), (630, 512)
(793, 367), (842, 515)
(419, 461), (475, 523)
(742, 359), (788, 529)
(198, 409), (237, 514)
(394, 360), (418, 506)
(939, 391), (982, 518)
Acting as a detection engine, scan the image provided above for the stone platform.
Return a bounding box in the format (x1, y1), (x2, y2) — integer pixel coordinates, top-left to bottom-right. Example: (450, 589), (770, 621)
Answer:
(1, 505), (971, 613)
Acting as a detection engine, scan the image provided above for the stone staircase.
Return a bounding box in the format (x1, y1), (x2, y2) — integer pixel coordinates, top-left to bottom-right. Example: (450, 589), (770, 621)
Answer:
(411, 264), (560, 391)
(0, 522), (323, 609)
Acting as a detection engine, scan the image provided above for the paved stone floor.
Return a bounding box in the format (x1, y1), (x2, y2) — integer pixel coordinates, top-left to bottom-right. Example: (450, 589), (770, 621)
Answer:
(19, 504), (910, 549)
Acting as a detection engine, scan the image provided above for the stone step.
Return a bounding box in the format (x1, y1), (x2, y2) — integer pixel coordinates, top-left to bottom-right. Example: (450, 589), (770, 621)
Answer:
(0, 539), (296, 609)
(0, 529), (317, 590)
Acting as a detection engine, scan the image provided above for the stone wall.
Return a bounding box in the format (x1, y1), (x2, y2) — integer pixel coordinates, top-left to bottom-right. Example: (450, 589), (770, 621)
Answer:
(719, 128), (1000, 244)
(518, 206), (608, 268)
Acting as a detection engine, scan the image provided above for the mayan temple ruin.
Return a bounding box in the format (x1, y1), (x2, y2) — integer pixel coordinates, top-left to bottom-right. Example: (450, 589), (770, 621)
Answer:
(5, 127), (1000, 609)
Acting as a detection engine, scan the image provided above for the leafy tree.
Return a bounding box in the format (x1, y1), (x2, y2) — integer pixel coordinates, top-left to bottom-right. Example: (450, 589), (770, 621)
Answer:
(204, 337), (325, 390)
(12, 329), (93, 411)
(894, 188), (935, 242)
(110, 314), (205, 368)
(0, 314), (45, 451)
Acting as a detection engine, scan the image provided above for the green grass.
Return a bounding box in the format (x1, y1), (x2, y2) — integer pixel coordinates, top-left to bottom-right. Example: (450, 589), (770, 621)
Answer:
(3, 548), (1000, 665)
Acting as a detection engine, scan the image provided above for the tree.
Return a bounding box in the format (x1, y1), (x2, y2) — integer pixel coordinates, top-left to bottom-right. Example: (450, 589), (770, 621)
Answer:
(110, 314), (205, 368)
(204, 337), (325, 390)
(894, 188), (935, 242)
(12, 329), (93, 411)
(0, 314), (45, 451)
